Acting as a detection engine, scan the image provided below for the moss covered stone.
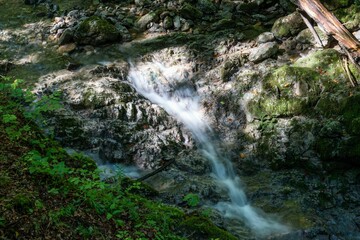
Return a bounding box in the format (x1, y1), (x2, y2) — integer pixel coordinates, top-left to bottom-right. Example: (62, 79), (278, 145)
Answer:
(271, 12), (305, 38)
(74, 16), (121, 45)
(323, 0), (352, 10)
(180, 3), (203, 20)
(249, 65), (321, 117)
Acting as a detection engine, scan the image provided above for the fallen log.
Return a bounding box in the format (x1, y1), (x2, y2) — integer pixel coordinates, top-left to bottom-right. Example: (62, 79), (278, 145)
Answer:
(295, 0), (360, 57)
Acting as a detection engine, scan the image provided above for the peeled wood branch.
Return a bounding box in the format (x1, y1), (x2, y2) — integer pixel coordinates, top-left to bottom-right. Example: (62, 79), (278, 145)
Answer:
(296, 0), (360, 57)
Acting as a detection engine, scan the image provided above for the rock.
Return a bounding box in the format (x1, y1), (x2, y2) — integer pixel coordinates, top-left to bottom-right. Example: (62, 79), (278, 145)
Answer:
(181, 20), (192, 31)
(220, 57), (242, 82)
(296, 27), (330, 47)
(58, 28), (74, 46)
(115, 23), (131, 41)
(197, 0), (217, 14)
(353, 30), (360, 41)
(163, 16), (173, 30)
(135, 11), (159, 30)
(272, 12), (306, 38)
(248, 42), (279, 62)
(57, 43), (76, 54)
(34, 58), (190, 170)
(211, 18), (238, 30)
(134, 0), (151, 7)
(66, 61), (81, 71)
(173, 15), (181, 29)
(0, 60), (13, 74)
(99, 138), (127, 163)
(257, 32), (275, 44)
(74, 16), (121, 45)
(180, 3), (203, 20)
(323, 0), (352, 10)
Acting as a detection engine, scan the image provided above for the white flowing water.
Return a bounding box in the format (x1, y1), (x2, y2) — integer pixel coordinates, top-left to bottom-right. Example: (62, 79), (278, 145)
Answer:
(127, 59), (288, 236)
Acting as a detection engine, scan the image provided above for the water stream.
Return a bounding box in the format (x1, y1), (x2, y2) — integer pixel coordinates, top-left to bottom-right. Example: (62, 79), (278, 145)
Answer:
(127, 58), (289, 236)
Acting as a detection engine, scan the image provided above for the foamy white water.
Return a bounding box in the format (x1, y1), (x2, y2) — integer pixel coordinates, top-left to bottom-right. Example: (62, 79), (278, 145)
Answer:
(127, 58), (289, 236)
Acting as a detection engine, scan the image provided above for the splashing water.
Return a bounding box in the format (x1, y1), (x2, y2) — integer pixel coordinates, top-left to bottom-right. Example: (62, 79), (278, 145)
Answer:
(127, 58), (289, 236)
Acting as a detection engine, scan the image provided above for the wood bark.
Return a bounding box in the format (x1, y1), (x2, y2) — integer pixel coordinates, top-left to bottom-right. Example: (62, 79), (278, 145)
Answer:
(296, 0), (360, 57)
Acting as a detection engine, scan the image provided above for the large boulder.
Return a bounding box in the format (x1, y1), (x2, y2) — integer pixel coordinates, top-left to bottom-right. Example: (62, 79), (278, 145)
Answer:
(74, 16), (122, 45)
(247, 49), (360, 168)
(180, 3), (203, 20)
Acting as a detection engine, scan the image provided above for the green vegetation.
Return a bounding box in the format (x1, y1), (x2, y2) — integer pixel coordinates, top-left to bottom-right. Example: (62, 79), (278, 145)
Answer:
(0, 76), (235, 239)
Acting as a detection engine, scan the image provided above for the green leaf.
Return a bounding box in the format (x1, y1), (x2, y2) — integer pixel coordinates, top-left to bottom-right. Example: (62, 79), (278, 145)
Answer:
(50, 162), (70, 176)
(183, 193), (200, 207)
(106, 212), (113, 220)
(2, 114), (17, 124)
(48, 188), (59, 195)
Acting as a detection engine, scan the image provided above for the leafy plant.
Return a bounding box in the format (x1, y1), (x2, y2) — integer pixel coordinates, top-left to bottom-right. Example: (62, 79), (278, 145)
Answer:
(183, 193), (200, 207)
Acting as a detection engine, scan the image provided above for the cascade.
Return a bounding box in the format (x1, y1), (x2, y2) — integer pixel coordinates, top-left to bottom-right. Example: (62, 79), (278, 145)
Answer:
(127, 57), (288, 236)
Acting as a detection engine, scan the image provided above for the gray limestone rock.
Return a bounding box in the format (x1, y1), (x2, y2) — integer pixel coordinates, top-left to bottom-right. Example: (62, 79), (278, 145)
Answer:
(248, 42), (279, 62)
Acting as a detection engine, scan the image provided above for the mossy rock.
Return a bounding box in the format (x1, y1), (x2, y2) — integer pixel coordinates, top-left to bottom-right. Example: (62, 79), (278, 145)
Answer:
(135, 11), (159, 30)
(249, 65), (321, 117)
(271, 12), (305, 38)
(294, 49), (341, 72)
(323, 0), (352, 10)
(211, 18), (238, 31)
(338, 136), (360, 164)
(341, 93), (360, 134)
(314, 92), (348, 117)
(334, 4), (360, 30)
(180, 3), (203, 20)
(197, 0), (217, 13)
(180, 215), (237, 240)
(74, 16), (121, 45)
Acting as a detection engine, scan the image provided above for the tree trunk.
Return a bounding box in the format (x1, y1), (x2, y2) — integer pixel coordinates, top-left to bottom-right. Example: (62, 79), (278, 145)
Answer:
(296, 0), (360, 57)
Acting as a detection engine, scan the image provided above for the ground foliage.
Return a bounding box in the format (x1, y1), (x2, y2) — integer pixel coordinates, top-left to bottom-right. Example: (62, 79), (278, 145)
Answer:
(0, 76), (235, 240)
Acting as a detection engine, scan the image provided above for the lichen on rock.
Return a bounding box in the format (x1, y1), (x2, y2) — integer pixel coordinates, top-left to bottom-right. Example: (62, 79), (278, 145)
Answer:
(74, 16), (122, 45)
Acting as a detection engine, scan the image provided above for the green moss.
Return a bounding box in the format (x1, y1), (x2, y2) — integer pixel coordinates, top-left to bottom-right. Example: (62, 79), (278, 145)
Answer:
(342, 94), (360, 124)
(334, 4), (360, 28)
(0, 172), (11, 188)
(249, 65), (321, 117)
(180, 216), (237, 240)
(323, 0), (352, 10)
(77, 16), (117, 35)
(12, 193), (33, 213)
(75, 16), (120, 45)
(349, 117), (360, 135)
(339, 137), (360, 162)
(180, 3), (203, 20)
(315, 93), (348, 117)
(279, 200), (313, 229)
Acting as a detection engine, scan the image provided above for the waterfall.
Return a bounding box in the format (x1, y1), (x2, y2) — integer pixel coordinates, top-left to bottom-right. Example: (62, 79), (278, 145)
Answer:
(127, 58), (288, 236)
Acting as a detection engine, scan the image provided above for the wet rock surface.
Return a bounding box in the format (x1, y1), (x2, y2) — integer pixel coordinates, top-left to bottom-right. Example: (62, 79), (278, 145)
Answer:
(2, 0), (360, 239)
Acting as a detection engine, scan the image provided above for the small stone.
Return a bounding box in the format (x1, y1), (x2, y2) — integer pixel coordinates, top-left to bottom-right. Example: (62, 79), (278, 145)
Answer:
(248, 42), (279, 62)
(58, 29), (74, 45)
(57, 43), (76, 54)
(257, 32), (275, 44)
(135, 11), (159, 30)
(163, 16), (173, 30)
(173, 15), (181, 29)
